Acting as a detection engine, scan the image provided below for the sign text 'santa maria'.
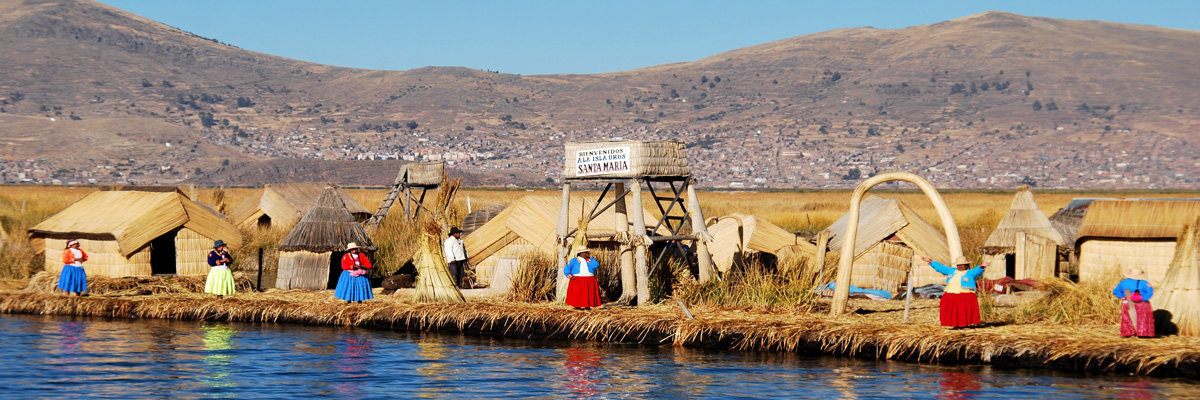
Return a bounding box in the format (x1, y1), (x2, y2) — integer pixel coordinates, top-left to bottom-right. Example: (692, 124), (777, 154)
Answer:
(575, 146), (631, 177)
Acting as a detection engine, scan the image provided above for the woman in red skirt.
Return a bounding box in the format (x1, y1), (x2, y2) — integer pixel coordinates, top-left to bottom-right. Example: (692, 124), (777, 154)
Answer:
(922, 256), (989, 328)
(1113, 267), (1155, 338)
(564, 249), (601, 309)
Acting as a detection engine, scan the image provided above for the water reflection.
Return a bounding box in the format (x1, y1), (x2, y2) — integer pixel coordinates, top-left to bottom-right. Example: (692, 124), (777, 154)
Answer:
(563, 347), (604, 397)
(201, 324), (238, 393)
(334, 338), (374, 399)
(937, 372), (981, 400)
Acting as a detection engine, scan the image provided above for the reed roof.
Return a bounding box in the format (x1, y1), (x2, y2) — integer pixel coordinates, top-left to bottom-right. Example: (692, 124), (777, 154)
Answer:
(464, 194), (664, 265)
(707, 213), (801, 272)
(28, 191), (241, 256)
(823, 195), (950, 262)
(982, 186), (1067, 254)
(402, 162), (444, 186)
(1076, 199), (1200, 243)
(228, 183), (370, 229)
(279, 187), (374, 253)
(461, 204), (506, 236)
(1160, 217), (1200, 336)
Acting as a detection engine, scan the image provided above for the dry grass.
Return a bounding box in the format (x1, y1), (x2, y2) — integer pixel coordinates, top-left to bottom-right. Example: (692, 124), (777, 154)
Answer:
(24, 271), (254, 296)
(1004, 276), (1123, 325)
(506, 252), (558, 302)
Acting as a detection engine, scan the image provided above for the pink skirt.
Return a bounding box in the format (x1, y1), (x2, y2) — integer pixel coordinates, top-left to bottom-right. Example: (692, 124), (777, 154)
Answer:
(1120, 300), (1155, 338)
(940, 292), (981, 327)
(565, 276), (602, 308)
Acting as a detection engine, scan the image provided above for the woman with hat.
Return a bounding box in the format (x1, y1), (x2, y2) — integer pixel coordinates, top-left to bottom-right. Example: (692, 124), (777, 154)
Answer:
(205, 240), (235, 297)
(563, 248), (601, 309)
(57, 239), (88, 295)
(1113, 267), (1155, 338)
(334, 242), (373, 303)
(921, 255), (989, 328)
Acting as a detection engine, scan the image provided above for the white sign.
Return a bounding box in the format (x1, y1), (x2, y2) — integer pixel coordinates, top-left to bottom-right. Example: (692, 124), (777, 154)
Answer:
(574, 146), (631, 177)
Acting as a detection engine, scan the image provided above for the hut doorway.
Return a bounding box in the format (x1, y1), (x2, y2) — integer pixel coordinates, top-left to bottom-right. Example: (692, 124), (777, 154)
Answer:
(257, 215), (271, 230)
(150, 229), (178, 275)
(327, 251), (346, 289)
(1005, 254), (1017, 278)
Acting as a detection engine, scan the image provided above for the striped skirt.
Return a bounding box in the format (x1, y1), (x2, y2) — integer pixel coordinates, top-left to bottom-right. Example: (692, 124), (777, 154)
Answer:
(334, 270), (374, 302)
(1120, 300), (1155, 338)
(57, 265), (87, 293)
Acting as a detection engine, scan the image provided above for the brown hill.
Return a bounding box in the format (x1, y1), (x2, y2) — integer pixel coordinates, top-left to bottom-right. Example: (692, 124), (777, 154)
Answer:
(0, 0), (1197, 188)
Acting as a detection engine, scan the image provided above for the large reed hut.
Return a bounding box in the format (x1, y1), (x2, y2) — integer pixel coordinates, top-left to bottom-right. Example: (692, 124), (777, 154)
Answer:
(707, 213), (801, 273)
(823, 195), (951, 294)
(1076, 199), (1200, 285)
(462, 194), (663, 286)
(28, 189), (242, 277)
(275, 187), (375, 290)
(980, 186), (1068, 280)
(228, 183), (370, 231)
(1158, 217), (1200, 336)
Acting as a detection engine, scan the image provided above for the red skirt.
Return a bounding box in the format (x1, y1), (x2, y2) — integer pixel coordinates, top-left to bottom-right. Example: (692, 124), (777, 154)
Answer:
(1120, 300), (1155, 338)
(940, 292), (981, 327)
(566, 276), (602, 308)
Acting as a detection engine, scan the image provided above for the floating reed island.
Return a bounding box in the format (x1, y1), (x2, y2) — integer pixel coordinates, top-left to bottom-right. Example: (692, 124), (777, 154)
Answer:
(2, 273), (1198, 378)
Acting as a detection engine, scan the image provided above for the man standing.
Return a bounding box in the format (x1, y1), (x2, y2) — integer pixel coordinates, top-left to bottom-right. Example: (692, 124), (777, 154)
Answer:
(443, 227), (468, 288)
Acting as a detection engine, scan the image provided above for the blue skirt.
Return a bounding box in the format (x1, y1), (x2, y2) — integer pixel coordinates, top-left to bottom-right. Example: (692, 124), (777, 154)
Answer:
(333, 270), (373, 302)
(57, 265), (87, 293)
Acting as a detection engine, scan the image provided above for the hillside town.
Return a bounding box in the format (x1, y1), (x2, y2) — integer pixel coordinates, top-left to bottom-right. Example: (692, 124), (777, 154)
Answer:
(1, 119), (1195, 189)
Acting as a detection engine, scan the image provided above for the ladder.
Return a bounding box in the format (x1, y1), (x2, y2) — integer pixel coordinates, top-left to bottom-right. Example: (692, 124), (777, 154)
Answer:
(364, 167), (408, 233)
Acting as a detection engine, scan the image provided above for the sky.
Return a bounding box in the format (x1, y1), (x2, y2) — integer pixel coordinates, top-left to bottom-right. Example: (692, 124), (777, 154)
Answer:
(97, 0), (1199, 75)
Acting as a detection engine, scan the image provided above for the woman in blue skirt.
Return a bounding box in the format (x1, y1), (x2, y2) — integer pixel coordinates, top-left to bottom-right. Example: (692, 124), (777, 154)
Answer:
(334, 242), (373, 303)
(58, 239), (88, 295)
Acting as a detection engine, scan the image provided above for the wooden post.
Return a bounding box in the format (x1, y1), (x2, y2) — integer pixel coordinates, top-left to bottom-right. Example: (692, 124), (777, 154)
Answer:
(831, 172), (962, 316)
(631, 179), (650, 305)
(903, 256), (915, 323)
(402, 186), (412, 219)
(555, 182), (572, 302)
(615, 181), (637, 303)
(688, 183), (715, 283)
(814, 231), (830, 279)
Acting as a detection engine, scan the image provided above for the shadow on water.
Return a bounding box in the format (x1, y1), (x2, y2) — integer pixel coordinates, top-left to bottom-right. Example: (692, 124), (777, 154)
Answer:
(1, 314), (1198, 399)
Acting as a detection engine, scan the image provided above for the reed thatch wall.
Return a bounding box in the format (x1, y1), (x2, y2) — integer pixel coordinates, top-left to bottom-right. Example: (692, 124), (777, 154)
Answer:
(403, 162), (445, 186)
(562, 140), (690, 179)
(40, 237), (152, 277)
(1078, 240), (1176, 285)
(1159, 219), (1200, 336)
(849, 241), (912, 294)
(707, 213), (801, 273)
(229, 183), (371, 231)
(175, 228), (212, 276)
(1077, 199), (1200, 285)
(276, 250), (333, 290)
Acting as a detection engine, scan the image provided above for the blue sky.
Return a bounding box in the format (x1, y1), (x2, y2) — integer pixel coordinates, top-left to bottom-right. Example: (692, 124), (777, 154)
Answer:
(98, 0), (1199, 75)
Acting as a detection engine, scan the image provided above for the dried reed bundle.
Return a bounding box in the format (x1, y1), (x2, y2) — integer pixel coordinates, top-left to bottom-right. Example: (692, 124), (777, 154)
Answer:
(413, 177), (465, 302)
(1158, 218), (1200, 336)
(506, 252), (557, 302)
(1008, 276), (1121, 324)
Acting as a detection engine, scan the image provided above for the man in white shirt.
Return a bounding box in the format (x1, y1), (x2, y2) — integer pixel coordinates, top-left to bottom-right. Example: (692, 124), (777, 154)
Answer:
(443, 227), (468, 288)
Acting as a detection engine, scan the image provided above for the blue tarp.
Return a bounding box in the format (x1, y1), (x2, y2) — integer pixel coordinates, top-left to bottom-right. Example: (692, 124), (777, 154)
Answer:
(818, 282), (893, 300)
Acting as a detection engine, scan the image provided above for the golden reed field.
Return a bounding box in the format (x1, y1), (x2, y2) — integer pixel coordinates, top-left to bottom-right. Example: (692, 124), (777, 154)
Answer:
(2, 184), (1198, 280)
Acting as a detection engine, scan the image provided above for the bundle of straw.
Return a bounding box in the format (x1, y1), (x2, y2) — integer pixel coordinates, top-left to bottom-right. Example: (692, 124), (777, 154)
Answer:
(413, 177), (465, 303)
(1159, 218), (1200, 336)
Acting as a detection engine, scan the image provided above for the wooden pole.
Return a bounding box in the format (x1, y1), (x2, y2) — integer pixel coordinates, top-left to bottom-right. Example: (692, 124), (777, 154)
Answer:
(555, 182), (572, 302)
(903, 256), (915, 323)
(830, 172), (962, 316)
(688, 182), (715, 283)
(402, 186), (412, 219)
(631, 179), (650, 305)
(615, 181), (637, 304)
(814, 231), (830, 279)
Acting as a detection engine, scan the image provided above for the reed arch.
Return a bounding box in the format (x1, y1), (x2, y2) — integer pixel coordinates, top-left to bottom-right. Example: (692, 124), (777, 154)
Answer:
(828, 172), (963, 315)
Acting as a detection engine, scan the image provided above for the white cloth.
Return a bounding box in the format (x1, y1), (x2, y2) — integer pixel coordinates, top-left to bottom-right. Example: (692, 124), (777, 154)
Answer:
(211, 265), (230, 271)
(443, 236), (467, 263)
(348, 253), (363, 266)
(573, 257), (594, 277)
(70, 249), (83, 266)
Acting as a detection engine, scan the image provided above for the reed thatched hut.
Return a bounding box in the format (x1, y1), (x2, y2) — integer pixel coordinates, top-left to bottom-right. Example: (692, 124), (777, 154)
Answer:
(980, 186), (1069, 280)
(823, 195), (951, 294)
(28, 189), (242, 277)
(462, 194), (663, 286)
(228, 183), (370, 231)
(275, 187), (375, 290)
(1158, 217), (1200, 336)
(707, 213), (801, 273)
(1076, 199), (1200, 285)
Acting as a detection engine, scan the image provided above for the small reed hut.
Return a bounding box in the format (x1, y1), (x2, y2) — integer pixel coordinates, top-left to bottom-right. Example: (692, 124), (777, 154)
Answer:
(823, 195), (950, 294)
(228, 183), (370, 231)
(28, 189), (242, 277)
(462, 194), (663, 287)
(979, 186), (1069, 280)
(275, 187), (375, 290)
(1158, 217), (1200, 336)
(1075, 199), (1200, 285)
(707, 213), (801, 273)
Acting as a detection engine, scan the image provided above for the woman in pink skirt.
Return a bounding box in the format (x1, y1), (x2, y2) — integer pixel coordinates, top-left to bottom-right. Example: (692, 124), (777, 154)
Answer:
(1113, 267), (1155, 338)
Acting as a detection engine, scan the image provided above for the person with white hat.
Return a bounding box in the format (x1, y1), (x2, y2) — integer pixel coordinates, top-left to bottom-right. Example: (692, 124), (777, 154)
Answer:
(57, 239), (88, 295)
(1113, 267), (1155, 338)
(334, 242), (373, 303)
(205, 240), (235, 297)
(564, 247), (601, 309)
(921, 255), (989, 328)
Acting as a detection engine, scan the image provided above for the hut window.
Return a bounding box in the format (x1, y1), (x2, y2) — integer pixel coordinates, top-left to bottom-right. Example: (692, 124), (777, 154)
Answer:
(257, 215), (271, 229)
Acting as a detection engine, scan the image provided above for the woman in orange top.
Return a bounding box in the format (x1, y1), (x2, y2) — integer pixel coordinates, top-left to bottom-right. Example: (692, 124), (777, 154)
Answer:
(58, 239), (88, 295)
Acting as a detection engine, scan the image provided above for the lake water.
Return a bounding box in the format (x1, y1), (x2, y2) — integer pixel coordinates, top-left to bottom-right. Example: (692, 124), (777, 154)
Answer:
(0, 314), (1195, 399)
